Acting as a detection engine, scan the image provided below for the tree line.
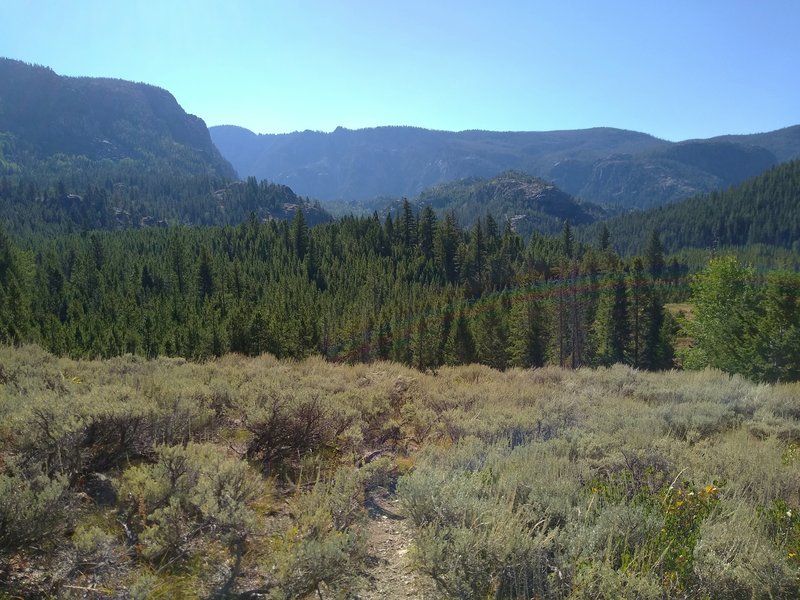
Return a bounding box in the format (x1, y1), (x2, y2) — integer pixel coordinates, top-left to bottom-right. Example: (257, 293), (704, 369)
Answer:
(0, 202), (688, 374)
(0, 166), (329, 237)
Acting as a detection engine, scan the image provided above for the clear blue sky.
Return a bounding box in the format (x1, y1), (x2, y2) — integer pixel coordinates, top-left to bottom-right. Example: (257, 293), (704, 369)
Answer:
(1, 1), (798, 141)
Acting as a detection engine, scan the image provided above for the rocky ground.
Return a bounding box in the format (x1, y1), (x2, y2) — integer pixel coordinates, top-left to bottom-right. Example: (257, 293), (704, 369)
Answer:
(356, 492), (436, 600)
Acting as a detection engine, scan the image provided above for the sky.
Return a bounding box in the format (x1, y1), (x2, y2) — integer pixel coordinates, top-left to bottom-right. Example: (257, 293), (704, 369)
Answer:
(1, 1), (798, 141)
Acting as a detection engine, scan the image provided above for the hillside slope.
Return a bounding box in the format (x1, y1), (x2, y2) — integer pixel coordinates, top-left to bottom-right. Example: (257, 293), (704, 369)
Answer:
(1, 346), (798, 597)
(0, 58), (236, 179)
(414, 170), (606, 236)
(584, 160), (800, 256)
(0, 59), (334, 234)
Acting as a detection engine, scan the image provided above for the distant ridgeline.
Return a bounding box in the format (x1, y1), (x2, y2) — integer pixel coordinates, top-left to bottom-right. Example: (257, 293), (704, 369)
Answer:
(210, 123), (800, 209)
(0, 59), (330, 233)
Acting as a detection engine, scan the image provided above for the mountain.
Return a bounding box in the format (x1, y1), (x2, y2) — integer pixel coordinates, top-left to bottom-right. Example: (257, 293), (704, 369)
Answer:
(583, 160), (800, 256)
(411, 170), (606, 237)
(210, 124), (798, 209)
(0, 59), (333, 234)
(0, 58), (236, 179)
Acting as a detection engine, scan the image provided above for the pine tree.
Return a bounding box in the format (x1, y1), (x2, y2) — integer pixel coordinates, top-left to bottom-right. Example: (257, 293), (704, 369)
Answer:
(645, 230), (665, 279)
(197, 246), (215, 302)
(598, 223), (610, 251)
(591, 273), (629, 366)
(474, 300), (508, 370)
(562, 220), (574, 259)
(0, 227), (31, 344)
(686, 256), (760, 375)
(641, 289), (672, 370)
(755, 271), (800, 381)
(444, 306), (475, 365)
(628, 258), (647, 367)
(434, 211), (460, 283)
(290, 207), (310, 260)
(249, 310), (271, 356)
(399, 199), (417, 251)
(507, 292), (548, 368)
(411, 311), (441, 372)
(417, 205), (436, 261)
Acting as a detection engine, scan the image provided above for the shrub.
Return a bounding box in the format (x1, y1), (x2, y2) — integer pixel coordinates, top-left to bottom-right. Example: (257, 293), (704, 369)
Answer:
(693, 501), (800, 599)
(0, 463), (68, 552)
(240, 390), (338, 473)
(265, 467), (369, 599)
(118, 443), (261, 562)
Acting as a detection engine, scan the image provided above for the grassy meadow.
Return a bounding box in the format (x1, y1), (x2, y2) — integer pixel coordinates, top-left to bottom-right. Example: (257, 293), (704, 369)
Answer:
(0, 344), (799, 598)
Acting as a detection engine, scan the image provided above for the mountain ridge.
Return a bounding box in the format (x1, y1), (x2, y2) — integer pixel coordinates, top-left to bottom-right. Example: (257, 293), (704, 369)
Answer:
(211, 123), (798, 209)
(0, 59), (335, 234)
(0, 58), (236, 179)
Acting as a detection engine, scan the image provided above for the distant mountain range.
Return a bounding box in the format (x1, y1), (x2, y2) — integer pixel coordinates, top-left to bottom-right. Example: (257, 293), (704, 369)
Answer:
(0, 58), (235, 179)
(3, 56), (799, 251)
(210, 123), (800, 209)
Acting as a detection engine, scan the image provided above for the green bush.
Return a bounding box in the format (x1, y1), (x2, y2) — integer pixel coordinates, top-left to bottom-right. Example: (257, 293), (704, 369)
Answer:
(266, 467), (369, 599)
(118, 443), (261, 562)
(0, 463), (68, 552)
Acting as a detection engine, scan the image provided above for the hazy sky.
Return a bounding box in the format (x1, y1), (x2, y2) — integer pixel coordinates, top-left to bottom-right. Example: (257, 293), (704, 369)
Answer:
(1, 1), (798, 141)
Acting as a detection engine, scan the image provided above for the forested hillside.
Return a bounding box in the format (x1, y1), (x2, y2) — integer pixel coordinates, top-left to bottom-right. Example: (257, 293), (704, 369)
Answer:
(585, 160), (800, 256)
(4, 195), (798, 383)
(0, 172), (330, 236)
(210, 123), (797, 208)
(413, 171), (607, 237)
(0, 58), (235, 179)
(0, 59), (332, 234)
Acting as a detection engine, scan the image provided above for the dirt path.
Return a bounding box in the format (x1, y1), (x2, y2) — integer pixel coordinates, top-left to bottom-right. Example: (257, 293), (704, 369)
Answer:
(356, 493), (436, 599)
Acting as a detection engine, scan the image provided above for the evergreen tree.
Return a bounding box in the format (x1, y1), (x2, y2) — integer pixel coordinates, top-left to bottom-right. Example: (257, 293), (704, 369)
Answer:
(249, 310), (272, 356)
(291, 207), (310, 260)
(445, 306), (475, 365)
(754, 271), (800, 381)
(590, 273), (629, 366)
(641, 289), (672, 370)
(485, 213), (500, 254)
(411, 311), (441, 372)
(628, 257), (648, 367)
(434, 211), (460, 283)
(399, 199), (417, 251)
(0, 227), (31, 344)
(685, 256), (760, 375)
(474, 300), (508, 370)
(417, 205), (436, 261)
(197, 246), (215, 302)
(645, 230), (665, 279)
(562, 220), (574, 259)
(598, 223), (610, 251)
(507, 292), (548, 368)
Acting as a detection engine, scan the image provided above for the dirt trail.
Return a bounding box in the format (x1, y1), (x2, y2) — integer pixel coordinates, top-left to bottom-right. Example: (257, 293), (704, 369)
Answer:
(356, 493), (436, 600)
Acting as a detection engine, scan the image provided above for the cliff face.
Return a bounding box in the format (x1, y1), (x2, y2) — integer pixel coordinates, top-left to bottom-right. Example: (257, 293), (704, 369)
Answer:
(0, 58), (236, 178)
